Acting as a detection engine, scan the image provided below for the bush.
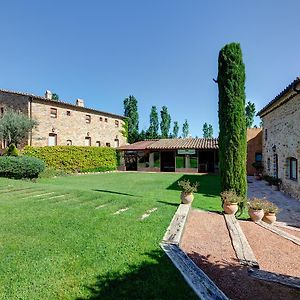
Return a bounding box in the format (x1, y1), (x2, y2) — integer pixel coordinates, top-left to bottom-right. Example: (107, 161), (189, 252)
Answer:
(23, 146), (118, 173)
(0, 156), (45, 179)
(38, 167), (68, 179)
(3, 144), (19, 156)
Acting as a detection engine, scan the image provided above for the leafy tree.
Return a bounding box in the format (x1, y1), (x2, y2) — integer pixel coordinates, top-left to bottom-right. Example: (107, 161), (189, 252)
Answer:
(217, 43), (247, 198)
(160, 106), (171, 138)
(202, 122), (208, 137)
(138, 129), (146, 141)
(147, 106), (159, 139)
(172, 121), (179, 138)
(123, 95), (139, 143)
(3, 143), (19, 156)
(208, 124), (213, 138)
(182, 119), (189, 138)
(120, 119), (129, 139)
(245, 101), (256, 128)
(51, 93), (59, 100)
(0, 109), (38, 147)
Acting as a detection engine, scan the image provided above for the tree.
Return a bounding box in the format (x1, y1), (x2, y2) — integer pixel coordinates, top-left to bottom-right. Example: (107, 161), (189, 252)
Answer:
(0, 108), (38, 147)
(123, 95), (139, 143)
(138, 129), (146, 141)
(147, 106), (159, 139)
(120, 118), (129, 139)
(245, 101), (256, 128)
(160, 106), (171, 138)
(182, 119), (189, 138)
(172, 121), (179, 138)
(51, 93), (59, 101)
(217, 43), (247, 198)
(208, 124), (213, 138)
(202, 122), (208, 138)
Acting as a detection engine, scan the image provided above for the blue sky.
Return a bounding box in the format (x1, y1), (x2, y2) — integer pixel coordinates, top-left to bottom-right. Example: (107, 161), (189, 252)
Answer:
(1, 1), (300, 137)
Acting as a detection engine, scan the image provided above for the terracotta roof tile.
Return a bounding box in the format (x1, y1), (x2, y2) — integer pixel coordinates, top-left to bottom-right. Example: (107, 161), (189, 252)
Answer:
(118, 138), (218, 151)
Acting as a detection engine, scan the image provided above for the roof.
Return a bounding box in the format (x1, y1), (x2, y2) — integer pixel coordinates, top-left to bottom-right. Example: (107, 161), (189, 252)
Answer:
(257, 77), (300, 117)
(0, 88), (126, 120)
(118, 138), (218, 151)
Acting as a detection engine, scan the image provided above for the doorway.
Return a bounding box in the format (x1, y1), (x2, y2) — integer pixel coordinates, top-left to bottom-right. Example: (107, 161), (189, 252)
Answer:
(160, 151), (175, 172)
(198, 150), (215, 173)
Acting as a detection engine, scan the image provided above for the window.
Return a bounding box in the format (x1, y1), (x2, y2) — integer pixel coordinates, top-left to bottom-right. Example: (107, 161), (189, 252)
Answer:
(114, 139), (119, 148)
(86, 115), (91, 123)
(289, 158), (298, 181)
(66, 139), (72, 146)
(115, 120), (119, 127)
(105, 118), (108, 122)
(264, 129), (267, 141)
(66, 111), (71, 116)
(96, 141), (101, 147)
(48, 133), (57, 146)
(50, 108), (57, 118)
(255, 153), (262, 162)
(100, 117), (103, 121)
(267, 158), (271, 172)
(106, 142), (111, 147)
(85, 137), (91, 146)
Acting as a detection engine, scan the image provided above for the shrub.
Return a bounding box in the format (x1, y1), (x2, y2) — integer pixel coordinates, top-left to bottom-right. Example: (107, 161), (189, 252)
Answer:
(220, 190), (244, 205)
(263, 200), (280, 214)
(3, 144), (19, 156)
(247, 198), (265, 210)
(0, 156), (45, 179)
(23, 146), (118, 173)
(79, 166), (116, 173)
(178, 179), (199, 194)
(38, 167), (68, 179)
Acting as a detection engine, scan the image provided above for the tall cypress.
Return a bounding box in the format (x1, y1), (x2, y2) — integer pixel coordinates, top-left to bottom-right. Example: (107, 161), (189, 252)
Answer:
(160, 106), (171, 138)
(123, 95), (139, 144)
(217, 43), (247, 197)
(148, 106), (159, 139)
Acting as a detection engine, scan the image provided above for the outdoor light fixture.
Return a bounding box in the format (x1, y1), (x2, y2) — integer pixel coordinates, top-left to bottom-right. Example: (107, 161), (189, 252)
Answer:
(272, 145), (276, 152)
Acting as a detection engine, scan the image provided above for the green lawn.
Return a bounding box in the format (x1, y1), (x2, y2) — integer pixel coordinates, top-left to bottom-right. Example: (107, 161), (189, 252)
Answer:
(0, 172), (222, 299)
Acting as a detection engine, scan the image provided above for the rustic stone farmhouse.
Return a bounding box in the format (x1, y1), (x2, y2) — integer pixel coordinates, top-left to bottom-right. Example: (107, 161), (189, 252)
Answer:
(0, 89), (127, 149)
(258, 77), (300, 199)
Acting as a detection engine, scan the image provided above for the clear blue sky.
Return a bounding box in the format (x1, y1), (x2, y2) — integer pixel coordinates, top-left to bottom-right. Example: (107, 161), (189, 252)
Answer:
(1, 1), (300, 137)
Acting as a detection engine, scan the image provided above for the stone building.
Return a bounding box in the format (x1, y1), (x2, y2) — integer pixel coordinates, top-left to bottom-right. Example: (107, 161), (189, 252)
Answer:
(0, 89), (127, 148)
(246, 128), (262, 175)
(258, 77), (300, 199)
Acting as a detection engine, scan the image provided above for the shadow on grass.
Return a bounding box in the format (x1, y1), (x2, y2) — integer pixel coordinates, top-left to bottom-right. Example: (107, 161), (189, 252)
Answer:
(186, 251), (300, 300)
(78, 250), (197, 300)
(92, 189), (138, 197)
(157, 200), (179, 207)
(167, 174), (220, 197)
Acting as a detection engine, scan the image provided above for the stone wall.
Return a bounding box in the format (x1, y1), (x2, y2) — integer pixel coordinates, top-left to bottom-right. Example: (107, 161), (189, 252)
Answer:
(0, 91), (127, 149)
(261, 93), (300, 199)
(246, 128), (262, 175)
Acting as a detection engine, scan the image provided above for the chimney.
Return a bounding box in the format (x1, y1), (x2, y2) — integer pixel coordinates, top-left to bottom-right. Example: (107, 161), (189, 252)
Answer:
(76, 98), (84, 107)
(45, 90), (52, 99)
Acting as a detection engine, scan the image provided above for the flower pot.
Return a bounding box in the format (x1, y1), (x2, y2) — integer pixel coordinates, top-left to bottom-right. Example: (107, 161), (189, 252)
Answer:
(223, 202), (238, 215)
(181, 192), (194, 204)
(263, 212), (276, 224)
(255, 175), (262, 180)
(248, 208), (264, 222)
(272, 185), (279, 191)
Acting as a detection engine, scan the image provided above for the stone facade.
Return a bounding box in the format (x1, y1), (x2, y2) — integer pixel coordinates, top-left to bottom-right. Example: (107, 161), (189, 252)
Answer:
(0, 90), (127, 148)
(259, 83), (300, 199)
(246, 128), (262, 175)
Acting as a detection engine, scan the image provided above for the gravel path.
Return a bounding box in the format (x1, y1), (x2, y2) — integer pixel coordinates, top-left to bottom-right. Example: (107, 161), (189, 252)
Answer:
(181, 210), (300, 300)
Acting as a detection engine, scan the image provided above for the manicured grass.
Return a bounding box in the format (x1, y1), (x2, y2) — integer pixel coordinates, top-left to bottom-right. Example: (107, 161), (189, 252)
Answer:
(0, 172), (222, 299)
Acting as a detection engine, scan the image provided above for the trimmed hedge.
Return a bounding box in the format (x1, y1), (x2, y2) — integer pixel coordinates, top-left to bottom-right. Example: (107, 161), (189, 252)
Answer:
(23, 146), (118, 173)
(0, 156), (45, 179)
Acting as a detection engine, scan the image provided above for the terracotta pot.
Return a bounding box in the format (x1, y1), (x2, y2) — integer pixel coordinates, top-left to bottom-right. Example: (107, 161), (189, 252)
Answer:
(272, 185), (279, 191)
(255, 175), (262, 180)
(263, 212), (276, 224)
(223, 202), (238, 215)
(248, 208), (264, 222)
(181, 192), (194, 204)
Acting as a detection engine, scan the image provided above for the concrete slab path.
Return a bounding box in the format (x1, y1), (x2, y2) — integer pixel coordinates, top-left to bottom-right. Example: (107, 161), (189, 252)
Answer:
(247, 176), (300, 227)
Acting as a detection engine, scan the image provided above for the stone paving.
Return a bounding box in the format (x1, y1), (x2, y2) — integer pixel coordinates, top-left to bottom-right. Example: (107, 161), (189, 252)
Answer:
(248, 176), (300, 227)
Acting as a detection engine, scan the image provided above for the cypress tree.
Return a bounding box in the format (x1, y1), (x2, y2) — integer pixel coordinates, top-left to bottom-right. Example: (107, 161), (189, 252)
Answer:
(217, 43), (247, 198)
(123, 95), (139, 144)
(182, 119), (189, 138)
(148, 106), (159, 139)
(160, 106), (171, 138)
(172, 121), (179, 138)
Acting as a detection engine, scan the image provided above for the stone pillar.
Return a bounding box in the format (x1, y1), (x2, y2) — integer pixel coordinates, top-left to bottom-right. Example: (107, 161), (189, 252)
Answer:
(185, 155), (190, 168)
(149, 152), (154, 167)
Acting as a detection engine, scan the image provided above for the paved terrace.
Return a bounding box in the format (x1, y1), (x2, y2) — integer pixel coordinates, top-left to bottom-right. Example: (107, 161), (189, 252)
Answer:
(248, 176), (300, 228)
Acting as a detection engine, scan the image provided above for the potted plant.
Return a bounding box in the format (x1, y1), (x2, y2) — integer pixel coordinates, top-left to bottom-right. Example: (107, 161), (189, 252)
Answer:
(178, 179), (199, 204)
(252, 162), (263, 180)
(247, 198), (265, 222)
(263, 175), (272, 186)
(220, 190), (244, 215)
(270, 177), (281, 191)
(262, 200), (280, 224)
